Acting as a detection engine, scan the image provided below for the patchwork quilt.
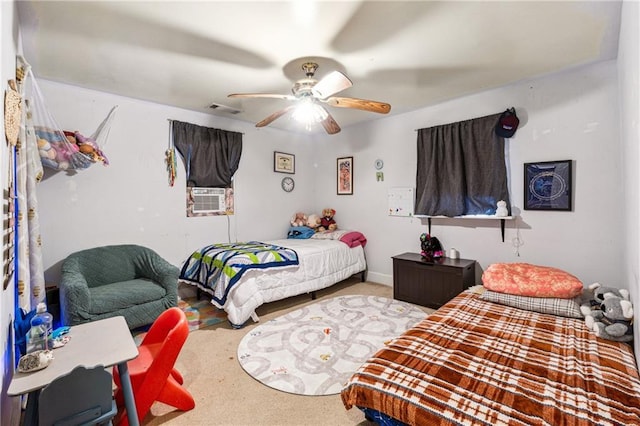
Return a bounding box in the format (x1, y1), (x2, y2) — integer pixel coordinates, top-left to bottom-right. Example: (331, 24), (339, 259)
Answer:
(180, 242), (299, 305)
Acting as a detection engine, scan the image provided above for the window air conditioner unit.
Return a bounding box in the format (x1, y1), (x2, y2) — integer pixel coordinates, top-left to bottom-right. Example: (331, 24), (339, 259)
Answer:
(192, 187), (226, 213)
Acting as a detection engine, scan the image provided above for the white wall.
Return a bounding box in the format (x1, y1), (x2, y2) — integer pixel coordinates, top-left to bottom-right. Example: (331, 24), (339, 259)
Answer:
(618, 0), (640, 366)
(37, 60), (624, 290)
(314, 60), (623, 287)
(35, 82), (319, 283)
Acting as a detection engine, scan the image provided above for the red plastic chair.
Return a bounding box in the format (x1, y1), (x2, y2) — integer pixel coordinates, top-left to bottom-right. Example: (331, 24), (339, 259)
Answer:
(113, 307), (195, 425)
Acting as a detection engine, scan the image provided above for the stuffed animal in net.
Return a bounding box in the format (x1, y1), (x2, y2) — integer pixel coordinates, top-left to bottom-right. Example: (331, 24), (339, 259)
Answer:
(583, 296), (634, 343)
(306, 214), (321, 231)
(318, 208), (337, 232)
(290, 212), (308, 227)
(420, 233), (444, 261)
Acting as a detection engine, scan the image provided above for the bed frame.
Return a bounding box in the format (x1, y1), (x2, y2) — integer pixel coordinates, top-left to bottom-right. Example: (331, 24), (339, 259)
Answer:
(181, 238), (367, 328)
(196, 269), (366, 301)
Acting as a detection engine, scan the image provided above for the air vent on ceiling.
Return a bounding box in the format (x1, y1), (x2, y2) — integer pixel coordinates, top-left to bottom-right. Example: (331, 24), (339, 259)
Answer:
(209, 103), (242, 115)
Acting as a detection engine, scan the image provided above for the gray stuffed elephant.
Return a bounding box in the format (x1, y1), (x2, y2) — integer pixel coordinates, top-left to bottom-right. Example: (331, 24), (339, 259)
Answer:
(580, 282), (631, 320)
(585, 296), (634, 343)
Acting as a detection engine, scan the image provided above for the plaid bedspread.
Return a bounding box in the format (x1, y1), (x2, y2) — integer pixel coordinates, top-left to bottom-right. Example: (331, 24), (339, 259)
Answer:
(341, 290), (640, 426)
(179, 241), (298, 305)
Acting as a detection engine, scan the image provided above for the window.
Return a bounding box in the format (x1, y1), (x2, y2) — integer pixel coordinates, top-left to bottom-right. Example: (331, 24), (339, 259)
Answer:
(415, 113), (510, 217)
(171, 120), (242, 217)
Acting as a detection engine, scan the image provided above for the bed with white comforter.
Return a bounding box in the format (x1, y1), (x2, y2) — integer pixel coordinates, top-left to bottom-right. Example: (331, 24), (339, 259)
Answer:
(179, 237), (367, 327)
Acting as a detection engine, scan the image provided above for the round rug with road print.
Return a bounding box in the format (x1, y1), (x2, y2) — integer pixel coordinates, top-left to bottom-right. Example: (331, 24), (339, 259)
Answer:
(237, 294), (426, 396)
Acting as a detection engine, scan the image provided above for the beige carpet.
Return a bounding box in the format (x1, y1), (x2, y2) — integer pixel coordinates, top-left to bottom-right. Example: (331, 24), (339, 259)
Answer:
(142, 278), (434, 426)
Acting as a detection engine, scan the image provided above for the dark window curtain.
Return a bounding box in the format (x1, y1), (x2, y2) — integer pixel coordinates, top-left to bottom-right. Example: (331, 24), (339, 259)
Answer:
(415, 113), (511, 217)
(172, 120), (242, 187)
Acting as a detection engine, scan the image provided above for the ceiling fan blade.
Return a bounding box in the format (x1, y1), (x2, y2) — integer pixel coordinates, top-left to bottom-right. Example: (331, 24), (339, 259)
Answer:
(325, 96), (391, 114)
(320, 108), (341, 135)
(228, 93), (295, 101)
(255, 106), (295, 127)
(312, 71), (353, 99)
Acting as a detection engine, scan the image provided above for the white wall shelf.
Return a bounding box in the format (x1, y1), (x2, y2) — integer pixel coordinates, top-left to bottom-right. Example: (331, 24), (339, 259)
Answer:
(417, 215), (515, 242)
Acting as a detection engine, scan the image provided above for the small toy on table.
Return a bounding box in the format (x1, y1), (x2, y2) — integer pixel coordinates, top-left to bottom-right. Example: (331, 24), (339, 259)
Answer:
(18, 350), (54, 373)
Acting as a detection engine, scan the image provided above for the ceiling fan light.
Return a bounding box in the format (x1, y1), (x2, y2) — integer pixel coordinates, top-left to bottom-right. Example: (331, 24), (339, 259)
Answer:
(292, 101), (327, 125)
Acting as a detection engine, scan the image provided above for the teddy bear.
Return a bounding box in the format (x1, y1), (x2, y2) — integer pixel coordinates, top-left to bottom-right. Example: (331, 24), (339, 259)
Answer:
(583, 296), (634, 343)
(318, 208), (337, 232)
(306, 214), (321, 231)
(495, 200), (509, 217)
(290, 212), (308, 227)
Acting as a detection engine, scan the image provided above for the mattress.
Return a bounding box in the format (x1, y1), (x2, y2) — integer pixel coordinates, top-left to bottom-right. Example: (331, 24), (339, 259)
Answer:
(341, 290), (640, 425)
(181, 238), (366, 327)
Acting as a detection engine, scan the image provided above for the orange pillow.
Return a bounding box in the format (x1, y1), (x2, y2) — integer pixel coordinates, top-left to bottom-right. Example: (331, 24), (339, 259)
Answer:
(482, 263), (583, 298)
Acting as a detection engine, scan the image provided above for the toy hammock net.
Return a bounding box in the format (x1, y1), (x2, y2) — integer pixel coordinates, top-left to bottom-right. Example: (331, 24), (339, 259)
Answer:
(24, 68), (117, 171)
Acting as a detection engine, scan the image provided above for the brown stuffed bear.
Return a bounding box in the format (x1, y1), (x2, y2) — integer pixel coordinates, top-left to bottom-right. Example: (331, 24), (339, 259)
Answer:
(318, 208), (337, 232)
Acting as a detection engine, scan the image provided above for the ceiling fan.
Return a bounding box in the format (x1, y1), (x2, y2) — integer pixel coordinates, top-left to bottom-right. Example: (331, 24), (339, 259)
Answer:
(228, 62), (391, 134)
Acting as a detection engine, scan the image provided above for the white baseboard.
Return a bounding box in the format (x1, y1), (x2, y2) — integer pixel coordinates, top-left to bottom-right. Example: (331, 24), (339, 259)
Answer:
(365, 271), (393, 287)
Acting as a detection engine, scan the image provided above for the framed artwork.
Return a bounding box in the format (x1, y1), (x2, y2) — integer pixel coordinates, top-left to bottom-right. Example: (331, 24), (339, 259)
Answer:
(274, 151), (295, 174)
(524, 160), (572, 211)
(337, 156), (353, 195)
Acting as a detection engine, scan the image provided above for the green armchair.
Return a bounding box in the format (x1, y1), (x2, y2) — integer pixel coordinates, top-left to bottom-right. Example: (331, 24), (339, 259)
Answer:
(60, 244), (179, 329)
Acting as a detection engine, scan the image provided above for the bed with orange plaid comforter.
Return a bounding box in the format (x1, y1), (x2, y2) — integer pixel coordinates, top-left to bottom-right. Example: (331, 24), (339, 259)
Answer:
(341, 290), (640, 426)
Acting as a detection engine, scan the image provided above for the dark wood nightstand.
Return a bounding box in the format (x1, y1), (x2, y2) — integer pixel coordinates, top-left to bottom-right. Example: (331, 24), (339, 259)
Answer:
(392, 252), (476, 309)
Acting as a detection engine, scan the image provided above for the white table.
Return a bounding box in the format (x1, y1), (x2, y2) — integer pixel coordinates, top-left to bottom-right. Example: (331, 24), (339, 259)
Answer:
(8, 316), (140, 426)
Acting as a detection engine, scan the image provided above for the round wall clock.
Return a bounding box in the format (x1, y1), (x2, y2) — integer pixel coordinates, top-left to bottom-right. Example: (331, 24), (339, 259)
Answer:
(374, 159), (384, 170)
(281, 176), (295, 192)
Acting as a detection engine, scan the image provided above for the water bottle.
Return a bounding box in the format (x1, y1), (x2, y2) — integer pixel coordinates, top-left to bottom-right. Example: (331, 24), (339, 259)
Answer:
(26, 302), (53, 353)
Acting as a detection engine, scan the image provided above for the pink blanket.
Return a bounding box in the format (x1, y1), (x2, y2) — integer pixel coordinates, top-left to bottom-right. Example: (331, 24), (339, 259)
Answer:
(311, 230), (367, 248)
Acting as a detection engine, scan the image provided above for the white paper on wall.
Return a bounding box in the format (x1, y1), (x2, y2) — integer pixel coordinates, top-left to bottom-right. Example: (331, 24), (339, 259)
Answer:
(388, 187), (414, 217)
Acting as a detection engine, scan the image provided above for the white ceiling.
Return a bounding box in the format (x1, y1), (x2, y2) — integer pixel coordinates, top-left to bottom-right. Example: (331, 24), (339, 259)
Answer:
(17, 1), (622, 134)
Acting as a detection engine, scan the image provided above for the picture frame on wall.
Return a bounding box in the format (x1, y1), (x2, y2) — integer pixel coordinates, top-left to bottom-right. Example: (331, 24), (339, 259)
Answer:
(274, 151), (295, 174)
(337, 156), (353, 195)
(524, 160), (572, 211)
